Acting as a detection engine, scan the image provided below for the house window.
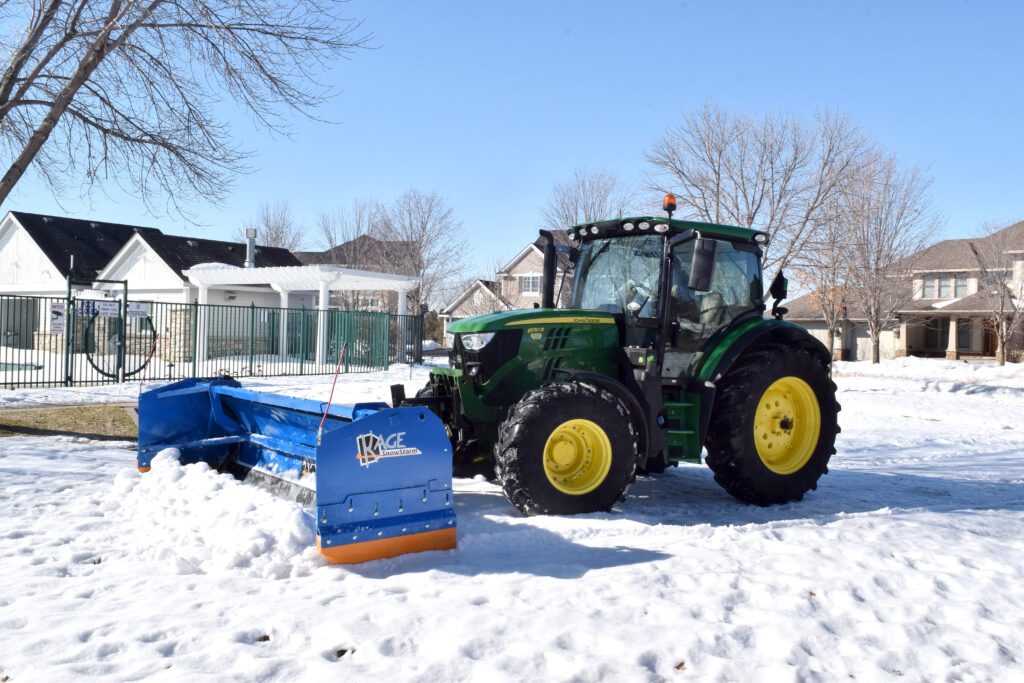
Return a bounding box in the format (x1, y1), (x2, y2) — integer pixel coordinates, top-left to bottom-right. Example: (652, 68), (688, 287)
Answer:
(954, 274), (967, 298)
(957, 318), (971, 348)
(922, 275), (935, 298)
(938, 275), (952, 298)
(520, 275), (541, 295)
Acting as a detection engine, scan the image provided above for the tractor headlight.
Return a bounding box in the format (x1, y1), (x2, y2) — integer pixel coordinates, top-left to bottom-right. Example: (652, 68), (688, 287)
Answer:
(461, 332), (495, 351)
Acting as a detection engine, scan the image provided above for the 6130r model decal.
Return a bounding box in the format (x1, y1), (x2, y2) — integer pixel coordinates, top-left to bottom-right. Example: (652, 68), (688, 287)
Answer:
(356, 431), (423, 467)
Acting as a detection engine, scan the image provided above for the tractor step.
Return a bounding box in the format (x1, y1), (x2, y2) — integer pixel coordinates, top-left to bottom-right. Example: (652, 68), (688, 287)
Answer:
(662, 398), (702, 462)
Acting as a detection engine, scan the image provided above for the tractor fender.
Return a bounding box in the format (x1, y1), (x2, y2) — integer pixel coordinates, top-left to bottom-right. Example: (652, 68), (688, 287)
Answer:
(697, 318), (831, 385)
(552, 369), (650, 462)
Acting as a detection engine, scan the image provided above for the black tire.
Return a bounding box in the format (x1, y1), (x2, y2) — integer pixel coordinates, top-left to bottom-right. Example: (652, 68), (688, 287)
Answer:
(496, 381), (641, 515)
(416, 382), (495, 479)
(705, 343), (840, 505)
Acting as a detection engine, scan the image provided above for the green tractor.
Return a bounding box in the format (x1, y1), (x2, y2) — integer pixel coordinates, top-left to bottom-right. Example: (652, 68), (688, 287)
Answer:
(396, 197), (839, 516)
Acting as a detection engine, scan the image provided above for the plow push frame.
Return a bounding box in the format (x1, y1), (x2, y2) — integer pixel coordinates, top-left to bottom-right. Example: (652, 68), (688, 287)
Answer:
(137, 377), (457, 564)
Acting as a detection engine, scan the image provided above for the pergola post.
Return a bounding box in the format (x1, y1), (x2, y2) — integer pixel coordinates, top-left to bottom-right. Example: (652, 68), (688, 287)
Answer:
(397, 288), (408, 316)
(276, 288), (290, 360)
(196, 285), (209, 365)
(315, 280), (330, 365)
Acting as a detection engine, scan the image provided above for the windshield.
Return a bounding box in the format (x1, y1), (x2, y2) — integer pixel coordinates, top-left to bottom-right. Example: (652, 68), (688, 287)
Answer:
(570, 235), (663, 316)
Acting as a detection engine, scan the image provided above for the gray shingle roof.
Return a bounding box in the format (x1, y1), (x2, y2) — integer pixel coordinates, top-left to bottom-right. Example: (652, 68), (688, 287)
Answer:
(141, 232), (300, 278)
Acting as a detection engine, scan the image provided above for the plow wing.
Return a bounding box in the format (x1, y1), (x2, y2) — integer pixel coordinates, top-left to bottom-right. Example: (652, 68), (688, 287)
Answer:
(137, 378), (456, 564)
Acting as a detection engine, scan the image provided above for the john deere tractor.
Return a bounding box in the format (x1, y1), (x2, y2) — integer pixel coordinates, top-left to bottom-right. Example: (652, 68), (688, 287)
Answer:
(397, 197), (839, 516)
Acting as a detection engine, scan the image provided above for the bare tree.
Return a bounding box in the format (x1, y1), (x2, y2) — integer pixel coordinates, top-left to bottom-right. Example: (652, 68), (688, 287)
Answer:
(540, 168), (634, 231)
(646, 103), (865, 272)
(236, 200), (305, 251)
(968, 220), (1024, 366)
(0, 0), (367, 216)
(793, 200), (849, 359)
(315, 199), (387, 265)
(379, 189), (466, 311)
(843, 153), (939, 363)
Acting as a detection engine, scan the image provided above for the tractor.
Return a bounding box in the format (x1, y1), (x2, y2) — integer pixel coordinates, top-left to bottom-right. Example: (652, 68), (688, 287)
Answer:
(399, 196), (840, 515)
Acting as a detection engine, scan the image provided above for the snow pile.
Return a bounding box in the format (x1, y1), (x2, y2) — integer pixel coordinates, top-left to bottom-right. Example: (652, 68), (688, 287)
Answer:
(110, 449), (320, 579)
(833, 356), (1024, 389)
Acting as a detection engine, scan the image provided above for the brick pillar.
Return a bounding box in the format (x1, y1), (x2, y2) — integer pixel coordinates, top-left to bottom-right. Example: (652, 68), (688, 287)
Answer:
(946, 318), (959, 360)
(894, 321), (909, 358)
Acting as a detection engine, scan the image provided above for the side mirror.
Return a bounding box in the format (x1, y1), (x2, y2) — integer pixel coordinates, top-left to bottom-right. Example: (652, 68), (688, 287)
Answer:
(768, 270), (788, 301)
(688, 238), (717, 291)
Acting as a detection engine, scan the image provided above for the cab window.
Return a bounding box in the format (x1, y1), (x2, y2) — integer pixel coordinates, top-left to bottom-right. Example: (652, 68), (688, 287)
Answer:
(663, 240), (762, 375)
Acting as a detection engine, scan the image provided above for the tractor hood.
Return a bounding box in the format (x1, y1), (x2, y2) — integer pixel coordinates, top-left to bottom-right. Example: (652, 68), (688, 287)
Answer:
(447, 308), (617, 334)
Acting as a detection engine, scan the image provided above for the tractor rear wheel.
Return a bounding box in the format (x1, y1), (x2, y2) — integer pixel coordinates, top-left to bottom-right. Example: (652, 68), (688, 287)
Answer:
(496, 381), (640, 515)
(705, 343), (839, 505)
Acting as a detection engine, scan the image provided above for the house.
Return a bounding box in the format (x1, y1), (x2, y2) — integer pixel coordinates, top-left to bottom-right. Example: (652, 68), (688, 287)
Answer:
(787, 219), (1024, 361)
(0, 211), (302, 304)
(0, 211), (422, 366)
(440, 232), (574, 345)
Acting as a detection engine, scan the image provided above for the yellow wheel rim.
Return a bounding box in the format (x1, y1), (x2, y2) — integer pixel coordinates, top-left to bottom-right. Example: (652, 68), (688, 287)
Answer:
(753, 376), (821, 475)
(542, 418), (613, 495)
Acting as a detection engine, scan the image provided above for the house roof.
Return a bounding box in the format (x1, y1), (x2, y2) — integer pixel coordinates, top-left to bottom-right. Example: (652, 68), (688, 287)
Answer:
(936, 285), (1018, 313)
(782, 292), (870, 321)
(141, 232), (300, 279)
(442, 279), (512, 316)
(910, 218), (1024, 271)
(10, 211), (163, 278)
(909, 238), (978, 271)
(9, 210), (301, 281)
(296, 234), (416, 273)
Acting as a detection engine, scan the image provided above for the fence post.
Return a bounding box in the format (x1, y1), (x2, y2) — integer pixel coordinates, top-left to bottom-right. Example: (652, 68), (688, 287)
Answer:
(118, 284), (128, 383)
(248, 303), (255, 376)
(191, 301), (199, 378)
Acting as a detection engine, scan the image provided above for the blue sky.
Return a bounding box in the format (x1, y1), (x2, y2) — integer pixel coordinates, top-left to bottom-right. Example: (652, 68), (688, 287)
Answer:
(6, 1), (1024, 269)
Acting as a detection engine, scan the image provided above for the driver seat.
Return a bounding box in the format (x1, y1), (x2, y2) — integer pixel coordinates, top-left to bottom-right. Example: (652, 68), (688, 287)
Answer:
(699, 292), (727, 327)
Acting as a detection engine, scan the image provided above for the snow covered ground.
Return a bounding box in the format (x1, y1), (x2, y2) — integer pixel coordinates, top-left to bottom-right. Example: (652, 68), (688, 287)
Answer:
(1, 359), (1022, 681)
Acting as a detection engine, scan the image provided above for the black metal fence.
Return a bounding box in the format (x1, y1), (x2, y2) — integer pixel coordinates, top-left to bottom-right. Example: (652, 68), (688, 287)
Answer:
(0, 294), (423, 388)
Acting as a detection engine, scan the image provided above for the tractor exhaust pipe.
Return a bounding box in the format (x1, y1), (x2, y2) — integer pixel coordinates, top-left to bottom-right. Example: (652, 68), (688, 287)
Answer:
(538, 229), (557, 309)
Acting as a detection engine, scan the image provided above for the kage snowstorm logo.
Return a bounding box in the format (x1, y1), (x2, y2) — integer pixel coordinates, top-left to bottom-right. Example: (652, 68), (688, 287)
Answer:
(356, 431), (423, 466)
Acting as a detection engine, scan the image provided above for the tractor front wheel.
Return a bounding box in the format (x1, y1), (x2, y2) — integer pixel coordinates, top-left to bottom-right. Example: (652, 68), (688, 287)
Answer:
(496, 381), (640, 515)
(705, 343), (840, 505)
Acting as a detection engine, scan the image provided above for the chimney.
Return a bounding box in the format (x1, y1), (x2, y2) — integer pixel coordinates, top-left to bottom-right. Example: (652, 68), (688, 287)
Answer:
(245, 228), (257, 268)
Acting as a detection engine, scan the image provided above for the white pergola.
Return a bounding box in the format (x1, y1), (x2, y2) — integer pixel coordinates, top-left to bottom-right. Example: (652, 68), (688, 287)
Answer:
(183, 264), (421, 364)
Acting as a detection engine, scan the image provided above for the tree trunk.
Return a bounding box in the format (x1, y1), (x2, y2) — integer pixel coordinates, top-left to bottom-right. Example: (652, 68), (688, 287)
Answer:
(871, 336), (880, 364)
(826, 327), (835, 359)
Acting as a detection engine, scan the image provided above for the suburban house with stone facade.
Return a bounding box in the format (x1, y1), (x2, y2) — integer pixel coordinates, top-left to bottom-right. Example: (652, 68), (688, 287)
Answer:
(440, 233), (573, 345)
(787, 219), (1024, 361)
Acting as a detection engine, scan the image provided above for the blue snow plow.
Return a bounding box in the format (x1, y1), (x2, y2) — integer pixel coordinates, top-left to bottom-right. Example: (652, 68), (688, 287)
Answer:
(137, 378), (456, 564)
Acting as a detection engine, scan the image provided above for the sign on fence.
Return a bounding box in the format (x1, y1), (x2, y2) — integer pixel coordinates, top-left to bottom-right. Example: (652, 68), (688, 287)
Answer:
(127, 302), (150, 318)
(49, 302), (66, 334)
(97, 301), (120, 318)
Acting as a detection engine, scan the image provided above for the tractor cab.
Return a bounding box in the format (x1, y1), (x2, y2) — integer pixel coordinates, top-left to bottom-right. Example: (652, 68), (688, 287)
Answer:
(564, 213), (767, 381)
